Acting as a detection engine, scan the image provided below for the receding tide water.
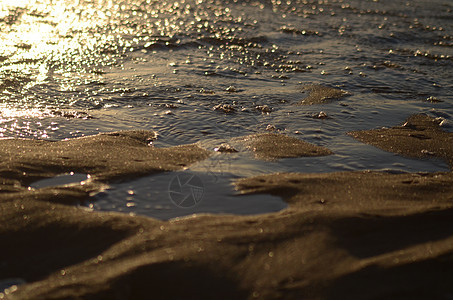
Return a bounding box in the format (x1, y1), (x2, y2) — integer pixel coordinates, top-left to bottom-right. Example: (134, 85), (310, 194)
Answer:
(1, 0), (452, 219)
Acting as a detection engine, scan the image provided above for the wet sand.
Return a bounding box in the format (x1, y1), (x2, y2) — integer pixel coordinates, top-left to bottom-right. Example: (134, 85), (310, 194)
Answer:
(1, 115), (453, 299)
(0, 130), (210, 185)
(299, 85), (347, 105)
(235, 132), (333, 160)
(349, 114), (453, 169)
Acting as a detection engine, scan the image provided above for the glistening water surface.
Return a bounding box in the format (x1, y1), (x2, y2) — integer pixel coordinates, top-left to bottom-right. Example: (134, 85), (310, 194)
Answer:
(2, 0), (452, 219)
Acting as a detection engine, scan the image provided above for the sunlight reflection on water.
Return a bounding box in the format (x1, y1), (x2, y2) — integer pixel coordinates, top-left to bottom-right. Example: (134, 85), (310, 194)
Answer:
(1, 0), (452, 217)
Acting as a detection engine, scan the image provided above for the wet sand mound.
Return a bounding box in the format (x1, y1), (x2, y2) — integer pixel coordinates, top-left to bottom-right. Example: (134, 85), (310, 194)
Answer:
(0, 130), (210, 185)
(349, 114), (453, 169)
(236, 171), (453, 214)
(235, 170), (453, 298)
(235, 132), (333, 160)
(300, 84), (347, 105)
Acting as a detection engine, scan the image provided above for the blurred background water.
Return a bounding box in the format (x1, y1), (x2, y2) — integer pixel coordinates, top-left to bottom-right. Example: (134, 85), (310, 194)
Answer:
(1, 0), (452, 218)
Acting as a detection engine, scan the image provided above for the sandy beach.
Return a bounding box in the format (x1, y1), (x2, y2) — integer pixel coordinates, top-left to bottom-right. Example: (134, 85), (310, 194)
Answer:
(1, 114), (452, 299)
(1, 0), (452, 298)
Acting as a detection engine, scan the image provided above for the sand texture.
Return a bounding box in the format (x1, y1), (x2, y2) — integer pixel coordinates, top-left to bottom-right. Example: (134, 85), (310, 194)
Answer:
(235, 133), (333, 160)
(1, 115), (453, 299)
(300, 85), (347, 105)
(0, 130), (210, 185)
(349, 114), (453, 169)
(3, 171), (453, 299)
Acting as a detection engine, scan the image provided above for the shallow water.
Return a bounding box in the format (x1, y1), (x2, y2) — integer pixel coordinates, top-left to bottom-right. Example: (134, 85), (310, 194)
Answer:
(86, 172), (287, 219)
(29, 172), (91, 188)
(2, 0), (452, 218)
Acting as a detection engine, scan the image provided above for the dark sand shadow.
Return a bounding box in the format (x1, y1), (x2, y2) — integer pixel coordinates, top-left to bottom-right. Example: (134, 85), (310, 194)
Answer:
(331, 208), (453, 259)
(94, 261), (249, 300)
(0, 221), (131, 282)
(321, 252), (453, 299)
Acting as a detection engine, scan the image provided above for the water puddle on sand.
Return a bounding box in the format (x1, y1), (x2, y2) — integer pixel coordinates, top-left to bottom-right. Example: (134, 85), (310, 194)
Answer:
(85, 172), (287, 220)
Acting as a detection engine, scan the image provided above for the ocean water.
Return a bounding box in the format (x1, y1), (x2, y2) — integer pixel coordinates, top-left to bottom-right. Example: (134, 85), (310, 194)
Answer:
(1, 0), (452, 219)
